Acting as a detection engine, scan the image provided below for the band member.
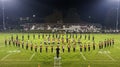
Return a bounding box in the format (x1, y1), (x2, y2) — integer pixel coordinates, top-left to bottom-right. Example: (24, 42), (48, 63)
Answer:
(92, 36), (94, 41)
(40, 45), (42, 53)
(16, 40), (18, 47)
(109, 39), (112, 46)
(22, 34), (24, 41)
(93, 42), (95, 50)
(22, 41), (24, 49)
(13, 40), (15, 46)
(66, 37), (69, 43)
(48, 34), (50, 38)
(38, 34), (40, 39)
(35, 45), (37, 52)
(16, 35), (18, 41)
(51, 45), (53, 53)
(30, 42), (33, 51)
(68, 40), (71, 44)
(28, 34), (30, 40)
(46, 45), (48, 53)
(56, 46), (60, 58)
(5, 39), (7, 46)
(42, 34), (44, 38)
(72, 34), (74, 38)
(45, 34), (47, 38)
(17, 41), (20, 48)
(85, 34), (87, 40)
(73, 44), (76, 52)
(62, 37), (64, 44)
(48, 38), (50, 45)
(80, 34), (82, 39)
(44, 40), (47, 45)
(104, 39), (107, 48)
(33, 34), (35, 39)
(112, 38), (114, 45)
(11, 35), (13, 41)
(101, 41), (103, 49)
(26, 42), (28, 50)
(107, 39), (109, 47)
(62, 45), (65, 53)
(66, 34), (68, 38)
(99, 41), (101, 49)
(88, 43), (90, 51)
(52, 34), (54, 38)
(68, 44), (71, 52)
(72, 39), (75, 44)
(80, 44), (82, 52)
(52, 39), (55, 44)
(76, 34), (78, 39)
(56, 34), (57, 38)
(84, 43), (87, 52)
(88, 34), (90, 40)
(57, 39), (60, 44)
(78, 39), (81, 44)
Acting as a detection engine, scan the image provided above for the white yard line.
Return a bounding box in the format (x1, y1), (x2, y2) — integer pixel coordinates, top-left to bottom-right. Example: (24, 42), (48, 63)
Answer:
(99, 51), (116, 61)
(80, 52), (86, 61)
(29, 53), (35, 61)
(117, 47), (120, 50)
(0, 46), (4, 48)
(1, 53), (11, 61)
(115, 39), (120, 43)
(105, 53), (115, 61)
(3, 60), (29, 61)
(87, 60), (115, 61)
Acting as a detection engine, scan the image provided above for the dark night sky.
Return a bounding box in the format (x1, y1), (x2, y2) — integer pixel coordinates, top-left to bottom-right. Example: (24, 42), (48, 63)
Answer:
(0, 0), (119, 27)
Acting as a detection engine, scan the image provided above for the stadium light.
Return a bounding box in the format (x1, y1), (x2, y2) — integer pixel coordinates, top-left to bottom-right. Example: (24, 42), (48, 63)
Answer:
(114, 0), (119, 32)
(107, 0), (119, 32)
(1, 0), (6, 30)
(116, 0), (119, 32)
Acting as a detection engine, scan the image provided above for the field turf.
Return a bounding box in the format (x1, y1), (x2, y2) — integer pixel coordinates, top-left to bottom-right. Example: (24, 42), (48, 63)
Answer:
(0, 33), (120, 67)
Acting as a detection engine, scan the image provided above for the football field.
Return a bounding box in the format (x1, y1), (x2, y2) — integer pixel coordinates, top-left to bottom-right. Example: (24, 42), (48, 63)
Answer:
(0, 33), (120, 67)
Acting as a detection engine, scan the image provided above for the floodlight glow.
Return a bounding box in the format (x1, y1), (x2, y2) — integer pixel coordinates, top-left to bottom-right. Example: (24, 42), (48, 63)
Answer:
(113, 0), (119, 1)
(110, 0), (119, 1)
(106, 0), (119, 4)
(1, 0), (11, 1)
(108, 0), (120, 3)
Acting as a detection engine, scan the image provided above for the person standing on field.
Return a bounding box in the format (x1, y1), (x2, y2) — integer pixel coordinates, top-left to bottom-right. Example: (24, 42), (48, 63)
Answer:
(22, 34), (24, 41)
(26, 42), (28, 50)
(68, 44), (71, 53)
(5, 39), (7, 46)
(93, 42), (95, 50)
(62, 45), (65, 53)
(30, 42), (33, 51)
(8, 39), (11, 46)
(80, 44), (82, 52)
(28, 34), (30, 40)
(73, 44), (76, 52)
(51, 45), (53, 53)
(22, 41), (24, 49)
(88, 43), (90, 51)
(11, 35), (13, 41)
(56, 46), (60, 58)
(35, 44), (37, 52)
(40, 45), (42, 53)
(84, 43), (87, 52)
(33, 34), (35, 39)
(46, 45), (48, 53)
(16, 35), (18, 41)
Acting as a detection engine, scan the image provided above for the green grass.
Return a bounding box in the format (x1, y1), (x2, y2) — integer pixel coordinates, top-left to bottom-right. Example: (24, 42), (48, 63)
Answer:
(0, 33), (120, 67)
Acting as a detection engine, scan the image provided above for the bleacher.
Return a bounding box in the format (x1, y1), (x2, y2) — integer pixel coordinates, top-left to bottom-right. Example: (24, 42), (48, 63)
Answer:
(21, 23), (102, 33)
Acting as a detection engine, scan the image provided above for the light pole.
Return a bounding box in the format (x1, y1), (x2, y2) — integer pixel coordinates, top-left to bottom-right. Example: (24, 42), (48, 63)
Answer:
(1, 0), (6, 30)
(116, 0), (119, 32)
